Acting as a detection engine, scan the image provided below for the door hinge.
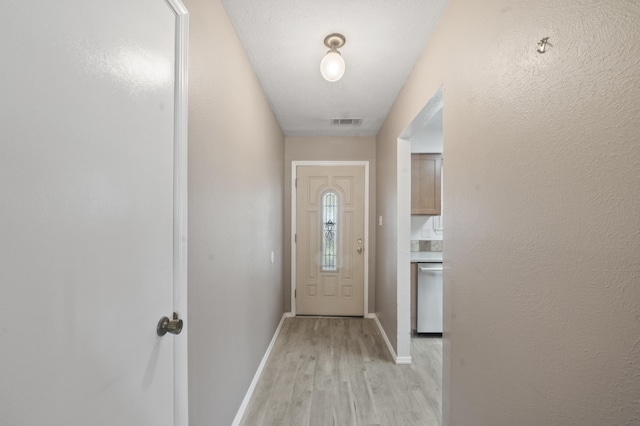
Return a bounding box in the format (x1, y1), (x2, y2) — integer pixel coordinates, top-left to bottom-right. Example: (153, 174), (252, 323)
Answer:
(295, 234), (297, 243)
(295, 289), (297, 298)
(295, 178), (298, 188)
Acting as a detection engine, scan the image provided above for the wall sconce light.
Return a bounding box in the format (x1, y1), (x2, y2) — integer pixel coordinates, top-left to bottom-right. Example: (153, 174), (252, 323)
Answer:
(320, 33), (346, 82)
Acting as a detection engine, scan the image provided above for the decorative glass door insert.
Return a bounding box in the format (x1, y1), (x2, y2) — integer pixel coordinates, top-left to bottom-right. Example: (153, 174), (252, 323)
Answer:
(322, 191), (338, 271)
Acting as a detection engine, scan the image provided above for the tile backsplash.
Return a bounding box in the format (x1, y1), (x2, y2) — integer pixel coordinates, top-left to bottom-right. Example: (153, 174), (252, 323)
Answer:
(410, 240), (443, 252)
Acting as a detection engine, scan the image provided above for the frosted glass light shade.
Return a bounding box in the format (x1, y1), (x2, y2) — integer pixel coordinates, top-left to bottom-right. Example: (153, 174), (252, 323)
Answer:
(320, 50), (345, 82)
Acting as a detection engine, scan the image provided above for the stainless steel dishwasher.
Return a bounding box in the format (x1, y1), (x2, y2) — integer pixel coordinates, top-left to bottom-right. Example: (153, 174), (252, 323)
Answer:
(417, 261), (443, 334)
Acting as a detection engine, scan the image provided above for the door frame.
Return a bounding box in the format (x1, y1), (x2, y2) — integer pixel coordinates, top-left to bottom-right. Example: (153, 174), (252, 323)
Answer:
(166, 1), (189, 425)
(291, 161), (370, 317)
(396, 86), (443, 362)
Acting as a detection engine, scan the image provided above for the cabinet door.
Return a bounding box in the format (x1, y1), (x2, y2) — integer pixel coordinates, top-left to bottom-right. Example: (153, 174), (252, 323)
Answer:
(411, 154), (442, 215)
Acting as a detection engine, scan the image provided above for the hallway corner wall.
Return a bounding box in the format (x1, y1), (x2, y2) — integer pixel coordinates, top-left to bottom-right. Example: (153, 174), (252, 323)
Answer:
(184, 0), (285, 424)
(376, 0), (640, 425)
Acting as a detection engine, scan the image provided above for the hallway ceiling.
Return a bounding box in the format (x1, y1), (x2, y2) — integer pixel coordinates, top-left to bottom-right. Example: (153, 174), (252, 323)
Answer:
(221, 0), (448, 137)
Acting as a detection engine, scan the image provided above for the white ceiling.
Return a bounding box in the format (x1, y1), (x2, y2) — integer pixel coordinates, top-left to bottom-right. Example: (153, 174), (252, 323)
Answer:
(221, 0), (449, 137)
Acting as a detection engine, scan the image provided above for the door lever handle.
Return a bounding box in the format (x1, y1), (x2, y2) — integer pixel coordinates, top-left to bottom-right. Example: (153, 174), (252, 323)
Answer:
(157, 314), (183, 336)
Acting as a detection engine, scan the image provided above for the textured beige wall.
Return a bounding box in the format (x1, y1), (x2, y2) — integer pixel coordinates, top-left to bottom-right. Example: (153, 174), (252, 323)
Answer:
(284, 136), (376, 313)
(377, 0), (640, 424)
(184, 0), (285, 424)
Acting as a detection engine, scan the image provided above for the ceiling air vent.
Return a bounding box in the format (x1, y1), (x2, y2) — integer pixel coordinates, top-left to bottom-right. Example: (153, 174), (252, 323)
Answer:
(331, 118), (362, 126)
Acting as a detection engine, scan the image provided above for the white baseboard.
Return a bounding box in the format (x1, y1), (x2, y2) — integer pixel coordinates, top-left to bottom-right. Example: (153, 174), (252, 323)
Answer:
(367, 313), (413, 365)
(395, 356), (412, 365)
(367, 313), (398, 363)
(231, 312), (291, 426)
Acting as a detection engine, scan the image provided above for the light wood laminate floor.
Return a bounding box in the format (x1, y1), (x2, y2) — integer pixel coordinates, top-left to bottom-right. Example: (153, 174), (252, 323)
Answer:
(240, 317), (442, 426)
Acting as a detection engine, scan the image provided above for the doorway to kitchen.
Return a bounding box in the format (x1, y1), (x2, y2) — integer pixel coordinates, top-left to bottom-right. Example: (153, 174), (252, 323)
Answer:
(291, 161), (370, 317)
(396, 86), (444, 360)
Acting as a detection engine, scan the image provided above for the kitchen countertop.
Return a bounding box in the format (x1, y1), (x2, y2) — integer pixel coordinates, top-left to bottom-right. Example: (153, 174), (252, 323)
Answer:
(410, 251), (443, 263)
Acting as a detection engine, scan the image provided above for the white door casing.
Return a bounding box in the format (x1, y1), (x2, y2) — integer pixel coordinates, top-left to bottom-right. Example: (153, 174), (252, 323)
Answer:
(0, 0), (188, 424)
(292, 162), (369, 316)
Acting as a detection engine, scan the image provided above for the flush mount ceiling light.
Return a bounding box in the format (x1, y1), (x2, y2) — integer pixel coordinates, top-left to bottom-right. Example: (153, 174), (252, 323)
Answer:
(320, 33), (346, 82)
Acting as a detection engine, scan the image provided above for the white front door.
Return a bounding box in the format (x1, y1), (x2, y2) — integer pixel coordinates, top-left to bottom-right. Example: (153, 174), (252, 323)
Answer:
(295, 165), (366, 316)
(0, 1), (187, 425)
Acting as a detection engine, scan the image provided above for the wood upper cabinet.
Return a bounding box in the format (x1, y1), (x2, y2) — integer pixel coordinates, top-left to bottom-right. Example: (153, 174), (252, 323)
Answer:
(411, 153), (442, 215)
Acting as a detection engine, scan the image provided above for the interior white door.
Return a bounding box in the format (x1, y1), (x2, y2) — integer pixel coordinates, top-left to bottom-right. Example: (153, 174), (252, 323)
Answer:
(0, 1), (186, 425)
(295, 165), (366, 316)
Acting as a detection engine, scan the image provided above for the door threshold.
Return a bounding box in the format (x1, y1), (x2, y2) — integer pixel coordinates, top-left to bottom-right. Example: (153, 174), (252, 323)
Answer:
(294, 314), (365, 318)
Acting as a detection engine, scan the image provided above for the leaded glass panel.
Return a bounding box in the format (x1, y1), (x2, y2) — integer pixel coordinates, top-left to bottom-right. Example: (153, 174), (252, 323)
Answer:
(322, 191), (338, 271)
